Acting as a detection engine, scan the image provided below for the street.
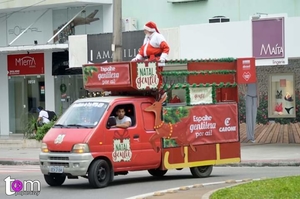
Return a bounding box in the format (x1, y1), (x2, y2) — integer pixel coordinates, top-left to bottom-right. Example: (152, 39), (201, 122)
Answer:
(0, 165), (299, 199)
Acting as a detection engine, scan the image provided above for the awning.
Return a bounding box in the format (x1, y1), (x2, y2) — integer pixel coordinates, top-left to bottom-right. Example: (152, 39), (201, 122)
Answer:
(0, 43), (68, 53)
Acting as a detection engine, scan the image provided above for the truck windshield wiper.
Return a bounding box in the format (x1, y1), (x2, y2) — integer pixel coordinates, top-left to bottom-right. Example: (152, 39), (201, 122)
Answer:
(66, 124), (91, 128)
(53, 124), (66, 128)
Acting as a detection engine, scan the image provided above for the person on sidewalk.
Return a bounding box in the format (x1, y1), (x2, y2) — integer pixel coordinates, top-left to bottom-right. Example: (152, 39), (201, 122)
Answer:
(131, 21), (170, 62)
(37, 106), (50, 126)
(242, 83), (259, 143)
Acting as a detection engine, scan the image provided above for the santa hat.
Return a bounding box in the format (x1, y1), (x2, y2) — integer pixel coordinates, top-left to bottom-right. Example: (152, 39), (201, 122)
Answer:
(144, 21), (159, 33)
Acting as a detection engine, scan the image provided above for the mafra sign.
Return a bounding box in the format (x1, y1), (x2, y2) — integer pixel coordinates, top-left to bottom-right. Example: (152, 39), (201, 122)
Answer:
(7, 53), (44, 76)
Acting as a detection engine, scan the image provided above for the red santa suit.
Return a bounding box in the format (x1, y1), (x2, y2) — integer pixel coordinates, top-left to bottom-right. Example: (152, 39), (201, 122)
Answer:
(132, 21), (170, 61)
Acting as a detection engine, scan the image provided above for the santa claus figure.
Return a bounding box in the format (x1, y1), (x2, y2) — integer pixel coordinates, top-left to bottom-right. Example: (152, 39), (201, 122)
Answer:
(132, 21), (170, 62)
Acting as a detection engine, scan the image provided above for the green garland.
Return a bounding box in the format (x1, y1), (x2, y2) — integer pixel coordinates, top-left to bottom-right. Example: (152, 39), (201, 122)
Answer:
(212, 86), (217, 103)
(185, 86), (191, 105)
(161, 70), (236, 76)
(162, 82), (237, 89)
(164, 57), (236, 64)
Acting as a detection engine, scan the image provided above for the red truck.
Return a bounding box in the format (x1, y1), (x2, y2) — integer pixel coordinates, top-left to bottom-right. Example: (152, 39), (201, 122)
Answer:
(39, 58), (256, 188)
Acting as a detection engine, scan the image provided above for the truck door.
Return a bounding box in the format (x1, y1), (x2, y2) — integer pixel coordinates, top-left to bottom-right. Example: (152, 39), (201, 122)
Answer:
(140, 102), (161, 166)
(104, 102), (140, 168)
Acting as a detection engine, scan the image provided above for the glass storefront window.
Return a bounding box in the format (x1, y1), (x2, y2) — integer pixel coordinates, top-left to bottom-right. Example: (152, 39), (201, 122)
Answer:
(54, 75), (87, 115)
(9, 75), (45, 134)
(268, 73), (296, 118)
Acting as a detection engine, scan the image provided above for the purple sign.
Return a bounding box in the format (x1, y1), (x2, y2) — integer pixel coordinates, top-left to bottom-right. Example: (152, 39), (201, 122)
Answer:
(252, 17), (285, 59)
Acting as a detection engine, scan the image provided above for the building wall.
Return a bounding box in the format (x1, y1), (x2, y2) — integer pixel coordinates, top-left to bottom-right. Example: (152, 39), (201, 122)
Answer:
(122, 0), (300, 29)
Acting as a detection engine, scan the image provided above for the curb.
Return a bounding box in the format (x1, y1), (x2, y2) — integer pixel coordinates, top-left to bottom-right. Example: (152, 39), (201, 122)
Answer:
(0, 160), (39, 165)
(216, 160), (300, 167)
(126, 178), (265, 199)
(1, 160), (300, 166)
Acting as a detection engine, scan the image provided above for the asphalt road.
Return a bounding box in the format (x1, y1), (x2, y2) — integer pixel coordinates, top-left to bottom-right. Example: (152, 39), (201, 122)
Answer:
(0, 165), (300, 199)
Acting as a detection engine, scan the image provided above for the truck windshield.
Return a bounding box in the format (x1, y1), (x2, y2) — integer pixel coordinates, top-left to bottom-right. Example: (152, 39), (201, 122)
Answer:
(54, 102), (108, 128)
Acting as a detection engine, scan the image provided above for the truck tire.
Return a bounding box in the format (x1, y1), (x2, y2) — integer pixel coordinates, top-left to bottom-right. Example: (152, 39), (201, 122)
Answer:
(44, 174), (66, 186)
(88, 159), (111, 188)
(190, 166), (213, 178)
(148, 169), (168, 177)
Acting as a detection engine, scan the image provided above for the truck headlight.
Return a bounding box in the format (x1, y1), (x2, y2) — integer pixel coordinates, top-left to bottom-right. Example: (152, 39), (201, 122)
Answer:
(72, 144), (90, 153)
(41, 143), (49, 153)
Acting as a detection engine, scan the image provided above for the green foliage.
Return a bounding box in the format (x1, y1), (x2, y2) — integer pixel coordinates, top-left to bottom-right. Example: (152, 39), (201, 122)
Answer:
(165, 57), (236, 64)
(82, 66), (98, 84)
(210, 176), (300, 199)
(162, 106), (190, 148)
(161, 70), (236, 76)
(163, 106), (190, 124)
(22, 114), (38, 139)
(35, 121), (55, 141)
(163, 138), (178, 148)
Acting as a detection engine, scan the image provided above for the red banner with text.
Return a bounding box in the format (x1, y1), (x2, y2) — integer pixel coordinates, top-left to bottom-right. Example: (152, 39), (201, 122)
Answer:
(7, 53), (44, 76)
(83, 63), (131, 91)
(163, 103), (239, 145)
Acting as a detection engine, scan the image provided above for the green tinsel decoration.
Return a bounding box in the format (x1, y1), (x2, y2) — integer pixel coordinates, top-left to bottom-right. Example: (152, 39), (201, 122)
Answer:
(164, 57), (236, 64)
(160, 70), (236, 76)
(185, 86), (191, 105)
(212, 86), (217, 103)
(162, 82), (237, 89)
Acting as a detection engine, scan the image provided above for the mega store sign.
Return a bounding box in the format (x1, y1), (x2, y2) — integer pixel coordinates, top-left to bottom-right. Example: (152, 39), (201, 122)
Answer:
(7, 53), (44, 76)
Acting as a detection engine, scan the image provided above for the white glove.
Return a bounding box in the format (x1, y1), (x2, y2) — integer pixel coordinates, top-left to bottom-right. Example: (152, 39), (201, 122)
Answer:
(132, 54), (143, 62)
(159, 53), (168, 62)
(159, 58), (165, 62)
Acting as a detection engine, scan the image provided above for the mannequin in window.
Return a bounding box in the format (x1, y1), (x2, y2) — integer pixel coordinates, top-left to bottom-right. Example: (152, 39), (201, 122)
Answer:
(241, 83), (259, 143)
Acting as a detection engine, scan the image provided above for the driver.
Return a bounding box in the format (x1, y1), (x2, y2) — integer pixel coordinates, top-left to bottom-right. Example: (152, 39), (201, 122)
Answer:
(113, 107), (131, 129)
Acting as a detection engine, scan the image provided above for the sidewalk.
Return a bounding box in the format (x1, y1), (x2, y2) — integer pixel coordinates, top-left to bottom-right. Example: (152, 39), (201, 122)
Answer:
(0, 143), (299, 198)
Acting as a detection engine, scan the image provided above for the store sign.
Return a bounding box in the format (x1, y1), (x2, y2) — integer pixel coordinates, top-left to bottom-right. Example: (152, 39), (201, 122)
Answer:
(252, 17), (285, 58)
(87, 31), (145, 63)
(252, 16), (287, 66)
(236, 57), (257, 84)
(5, 10), (52, 46)
(7, 53), (44, 76)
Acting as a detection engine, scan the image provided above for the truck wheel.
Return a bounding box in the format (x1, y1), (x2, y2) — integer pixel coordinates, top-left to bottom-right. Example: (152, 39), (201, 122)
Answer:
(88, 159), (111, 188)
(190, 166), (213, 178)
(44, 174), (66, 186)
(148, 169), (168, 177)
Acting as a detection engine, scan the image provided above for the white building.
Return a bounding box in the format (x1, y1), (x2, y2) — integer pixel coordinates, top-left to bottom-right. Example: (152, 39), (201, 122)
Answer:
(0, 0), (113, 136)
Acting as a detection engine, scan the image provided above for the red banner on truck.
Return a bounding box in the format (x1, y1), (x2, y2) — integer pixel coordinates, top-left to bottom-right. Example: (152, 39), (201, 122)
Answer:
(83, 63), (131, 91)
(162, 103), (239, 146)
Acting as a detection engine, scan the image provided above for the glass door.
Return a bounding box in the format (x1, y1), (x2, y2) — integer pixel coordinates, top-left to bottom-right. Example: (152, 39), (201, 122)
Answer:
(9, 75), (45, 134)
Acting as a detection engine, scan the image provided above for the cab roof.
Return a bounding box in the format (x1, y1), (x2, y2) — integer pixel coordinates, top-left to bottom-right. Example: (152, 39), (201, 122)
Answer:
(74, 96), (153, 103)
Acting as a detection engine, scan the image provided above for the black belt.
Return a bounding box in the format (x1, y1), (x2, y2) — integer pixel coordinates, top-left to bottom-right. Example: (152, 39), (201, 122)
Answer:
(144, 54), (161, 59)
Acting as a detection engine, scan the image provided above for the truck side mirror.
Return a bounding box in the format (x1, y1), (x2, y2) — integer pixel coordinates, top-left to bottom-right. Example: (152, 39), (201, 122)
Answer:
(107, 116), (116, 129)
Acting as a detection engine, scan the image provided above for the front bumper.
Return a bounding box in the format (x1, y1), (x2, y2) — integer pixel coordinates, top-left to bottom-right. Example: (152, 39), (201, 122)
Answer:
(39, 152), (94, 176)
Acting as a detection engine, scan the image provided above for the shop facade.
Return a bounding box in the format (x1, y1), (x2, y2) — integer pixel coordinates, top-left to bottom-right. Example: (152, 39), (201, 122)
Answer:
(0, 4), (113, 136)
